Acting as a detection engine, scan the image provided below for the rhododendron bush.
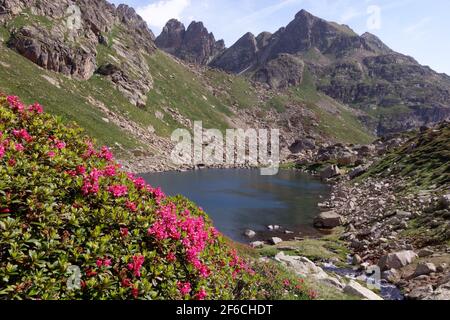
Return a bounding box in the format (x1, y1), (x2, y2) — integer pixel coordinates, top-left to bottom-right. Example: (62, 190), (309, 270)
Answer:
(0, 94), (260, 300)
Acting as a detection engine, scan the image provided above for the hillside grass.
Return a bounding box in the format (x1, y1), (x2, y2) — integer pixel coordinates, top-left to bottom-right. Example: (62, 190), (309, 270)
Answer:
(146, 51), (235, 135)
(204, 69), (260, 109)
(363, 123), (450, 189)
(0, 45), (139, 151)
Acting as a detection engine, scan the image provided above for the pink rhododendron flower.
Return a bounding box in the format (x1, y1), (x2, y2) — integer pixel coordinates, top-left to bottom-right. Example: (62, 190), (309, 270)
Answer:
(195, 288), (207, 300)
(14, 143), (24, 152)
(121, 278), (131, 288)
(81, 168), (103, 195)
(166, 252), (176, 262)
(126, 201), (137, 212)
(132, 286), (139, 299)
(134, 177), (147, 190)
(149, 186), (165, 202)
(55, 140), (66, 150)
(76, 165), (86, 175)
(198, 264), (210, 278)
(8, 158), (16, 166)
(103, 258), (112, 267)
(12, 129), (32, 142)
(7, 96), (25, 113)
(147, 202), (213, 276)
(209, 227), (219, 240)
(99, 146), (113, 161)
(28, 102), (43, 114)
(177, 282), (191, 296)
(103, 165), (116, 177)
(127, 255), (145, 277)
(47, 151), (56, 158)
(83, 141), (97, 159)
(96, 259), (103, 268)
(108, 185), (128, 197)
(0, 145), (5, 158)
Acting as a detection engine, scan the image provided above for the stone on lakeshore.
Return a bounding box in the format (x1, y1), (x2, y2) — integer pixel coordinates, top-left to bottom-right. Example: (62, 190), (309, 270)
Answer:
(314, 211), (343, 229)
(244, 229), (256, 238)
(381, 268), (400, 283)
(378, 250), (418, 271)
(348, 166), (367, 179)
(270, 237), (283, 245)
(320, 165), (341, 180)
(337, 152), (358, 166)
(274, 252), (328, 279)
(250, 241), (265, 248)
(413, 262), (437, 277)
(418, 248), (434, 258)
(343, 280), (383, 300)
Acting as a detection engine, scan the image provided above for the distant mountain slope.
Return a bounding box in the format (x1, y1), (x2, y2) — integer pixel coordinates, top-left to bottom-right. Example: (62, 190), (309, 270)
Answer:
(206, 9), (450, 135)
(0, 1), (375, 170)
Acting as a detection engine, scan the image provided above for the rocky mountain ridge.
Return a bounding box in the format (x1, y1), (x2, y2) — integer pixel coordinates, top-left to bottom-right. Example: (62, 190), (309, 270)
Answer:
(157, 9), (450, 135)
(155, 19), (224, 65)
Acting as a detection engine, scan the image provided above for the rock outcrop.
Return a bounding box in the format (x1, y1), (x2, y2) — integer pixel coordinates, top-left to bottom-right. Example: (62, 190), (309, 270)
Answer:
(1, 0), (155, 107)
(156, 19), (224, 65)
(8, 25), (97, 80)
(210, 32), (259, 74)
(253, 53), (305, 89)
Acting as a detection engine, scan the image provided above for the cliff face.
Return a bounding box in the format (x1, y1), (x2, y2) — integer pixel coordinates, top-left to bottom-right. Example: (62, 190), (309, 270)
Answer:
(155, 19), (224, 65)
(0, 0), (156, 107)
(210, 9), (450, 134)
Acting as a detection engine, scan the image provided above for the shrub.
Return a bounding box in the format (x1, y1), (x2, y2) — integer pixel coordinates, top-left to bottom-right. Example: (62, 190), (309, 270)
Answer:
(0, 94), (317, 301)
(0, 94), (258, 300)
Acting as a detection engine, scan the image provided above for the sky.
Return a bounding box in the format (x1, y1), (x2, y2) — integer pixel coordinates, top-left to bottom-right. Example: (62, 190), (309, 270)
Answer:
(109, 0), (450, 75)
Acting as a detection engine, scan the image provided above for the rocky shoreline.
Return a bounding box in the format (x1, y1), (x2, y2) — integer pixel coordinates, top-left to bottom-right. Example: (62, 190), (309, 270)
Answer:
(322, 176), (450, 300)
(291, 123), (450, 300)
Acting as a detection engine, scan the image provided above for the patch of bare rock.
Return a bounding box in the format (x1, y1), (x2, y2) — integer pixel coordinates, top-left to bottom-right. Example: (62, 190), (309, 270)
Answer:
(306, 133), (450, 300)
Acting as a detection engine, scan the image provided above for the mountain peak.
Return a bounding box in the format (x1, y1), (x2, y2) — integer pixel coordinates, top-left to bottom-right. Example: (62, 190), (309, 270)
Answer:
(156, 19), (224, 65)
(295, 9), (316, 20)
(187, 20), (205, 30)
(166, 18), (185, 27)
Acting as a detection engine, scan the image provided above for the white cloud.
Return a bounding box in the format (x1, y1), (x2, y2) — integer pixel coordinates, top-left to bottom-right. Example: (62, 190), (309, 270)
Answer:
(137, 0), (191, 30)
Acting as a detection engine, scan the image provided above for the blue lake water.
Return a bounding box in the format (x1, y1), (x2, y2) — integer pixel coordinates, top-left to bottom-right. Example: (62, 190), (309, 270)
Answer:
(142, 169), (331, 243)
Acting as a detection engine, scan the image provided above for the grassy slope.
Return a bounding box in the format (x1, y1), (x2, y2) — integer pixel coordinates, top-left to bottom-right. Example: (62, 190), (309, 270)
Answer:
(0, 45), (139, 151)
(358, 123), (450, 247)
(363, 123), (450, 189)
